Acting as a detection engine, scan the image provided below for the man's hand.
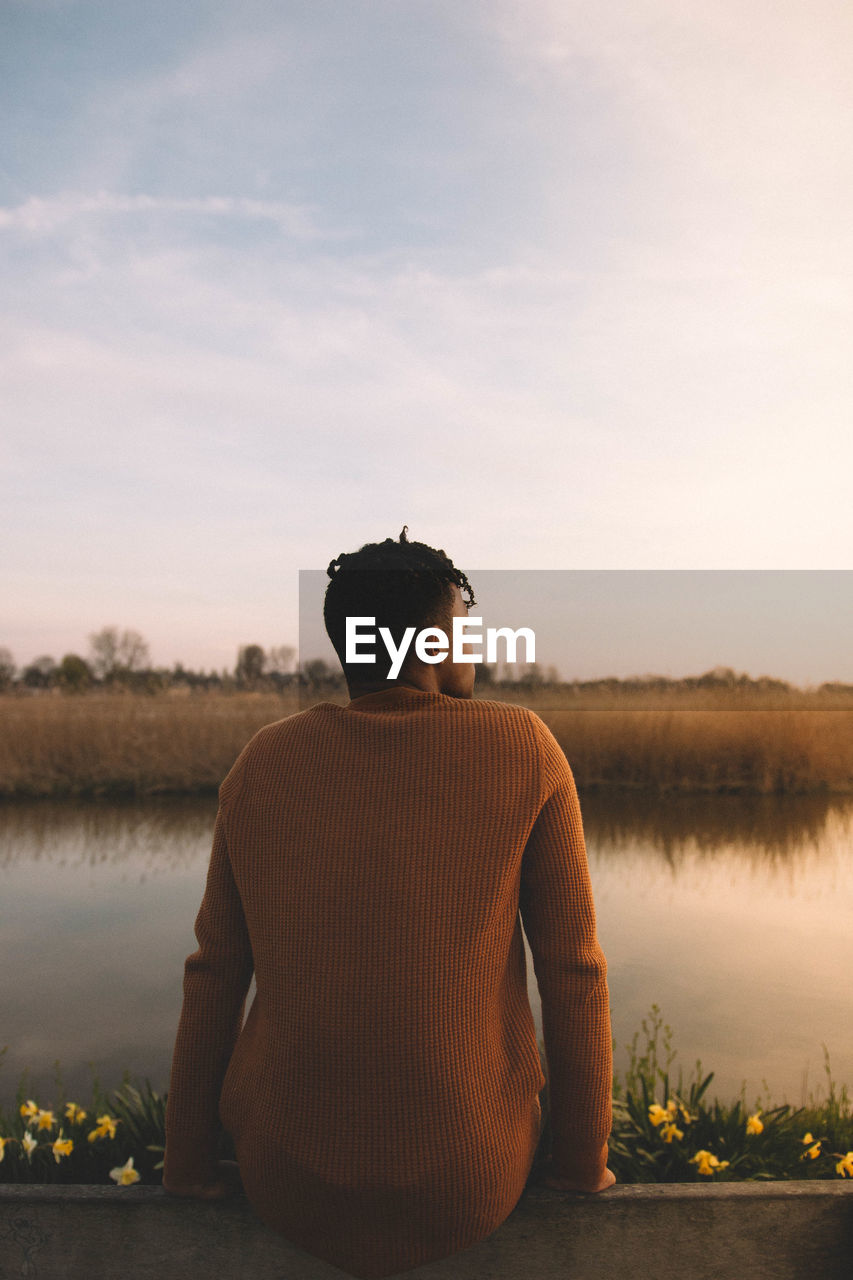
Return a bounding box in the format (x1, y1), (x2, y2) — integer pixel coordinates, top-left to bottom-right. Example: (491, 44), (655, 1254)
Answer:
(538, 1160), (616, 1193)
(162, 1159), (243, 1200)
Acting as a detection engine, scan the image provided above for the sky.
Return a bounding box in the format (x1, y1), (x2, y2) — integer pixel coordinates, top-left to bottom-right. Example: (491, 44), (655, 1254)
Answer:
(3, 0), (853, 676)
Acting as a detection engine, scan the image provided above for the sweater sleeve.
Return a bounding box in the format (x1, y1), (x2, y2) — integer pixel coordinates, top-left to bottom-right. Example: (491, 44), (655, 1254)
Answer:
(519, 717), (612, 1182)
(164, 802), (254, 1186)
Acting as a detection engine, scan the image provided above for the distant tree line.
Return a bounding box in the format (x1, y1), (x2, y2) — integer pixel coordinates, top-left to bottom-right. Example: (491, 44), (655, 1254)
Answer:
(1, 639), (852, 701)
(0, 629), (301, 695)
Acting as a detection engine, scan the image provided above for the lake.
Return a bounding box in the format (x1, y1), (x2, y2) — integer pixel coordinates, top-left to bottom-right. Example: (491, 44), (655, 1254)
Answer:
(1, 791), (851, 1109)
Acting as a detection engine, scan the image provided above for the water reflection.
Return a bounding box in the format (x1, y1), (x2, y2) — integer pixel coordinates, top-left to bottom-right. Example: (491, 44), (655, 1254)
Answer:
(0, 799), (218, 1104)
(574, 793), (853, 1106)
(0, 796), (218, 874)
(581, 790), (853, 865)
(1, 794), (852, 1109)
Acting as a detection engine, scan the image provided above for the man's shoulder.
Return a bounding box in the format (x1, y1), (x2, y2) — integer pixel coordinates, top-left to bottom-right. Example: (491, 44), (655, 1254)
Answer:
(218, 706), (324, 800)
(458, 697), (551, 741)
(464, 699), (569, 769)
(466, 696), (544, 724)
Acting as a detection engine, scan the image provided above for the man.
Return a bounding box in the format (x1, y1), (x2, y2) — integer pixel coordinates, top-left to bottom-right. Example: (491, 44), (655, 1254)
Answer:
(163, 528), (614, 1279)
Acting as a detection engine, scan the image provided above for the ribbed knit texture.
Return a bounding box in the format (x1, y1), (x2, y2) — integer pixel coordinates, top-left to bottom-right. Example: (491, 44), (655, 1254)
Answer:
(164, 685), (612, 1279)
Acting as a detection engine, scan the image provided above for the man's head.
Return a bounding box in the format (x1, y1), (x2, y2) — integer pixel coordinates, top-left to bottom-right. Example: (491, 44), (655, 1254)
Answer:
(324, 527), (477, 697)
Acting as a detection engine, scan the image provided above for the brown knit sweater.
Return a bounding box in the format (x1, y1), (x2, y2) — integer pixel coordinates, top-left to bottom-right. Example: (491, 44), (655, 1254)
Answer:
(164, 686), (612, 1278)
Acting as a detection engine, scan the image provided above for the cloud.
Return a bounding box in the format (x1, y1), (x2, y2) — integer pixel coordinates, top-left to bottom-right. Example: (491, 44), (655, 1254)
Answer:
(0, 191), (330, 239)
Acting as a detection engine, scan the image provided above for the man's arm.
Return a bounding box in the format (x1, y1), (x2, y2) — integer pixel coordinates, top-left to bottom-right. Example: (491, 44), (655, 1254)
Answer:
(519, 718), (613, 1190)
(163, 803), (254, 1194)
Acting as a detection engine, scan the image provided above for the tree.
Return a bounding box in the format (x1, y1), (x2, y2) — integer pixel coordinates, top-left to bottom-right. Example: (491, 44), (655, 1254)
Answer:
(521, 661), (544, 687)
(298, 658), (345, 694)
(57, 653), (93, 692)
(117, 628), (150, 673)
(235, 644), (266, 686)
(267, 645), (296, 675)
(22, 655), (56, 689)
(89, 627), (119, 679)
(89, 627), (151, 681)
(301, 657), (333, 686)
(698, 667), (739, 688)
(0, 647), (14, 691)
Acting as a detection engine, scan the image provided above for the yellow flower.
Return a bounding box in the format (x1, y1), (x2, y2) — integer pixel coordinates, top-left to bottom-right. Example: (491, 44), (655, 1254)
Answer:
(690, 1149), (729, 1176)
(36, 1109), (55, 1131)
(836, 1152), (853, 1178)
(110, 1156), (141, 1186)
(65, 1103), (87, 1125)
(651, 1099), (688, 1129)
(800, 1133), (822, 1159)
(22, 1131), (38, 1160)
(0, 1136), (17, 1162)
(20, 1100), (38, 1121)
(746, 1111), (764, 1135)
(661, 1122), (684, 1144)
(52, 1134), (74, 1163)
(87, 1114), (119, 1142)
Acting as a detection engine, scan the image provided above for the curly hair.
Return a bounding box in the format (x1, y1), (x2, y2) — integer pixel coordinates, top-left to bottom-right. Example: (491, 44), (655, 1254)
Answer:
(324, 526), (476, 682)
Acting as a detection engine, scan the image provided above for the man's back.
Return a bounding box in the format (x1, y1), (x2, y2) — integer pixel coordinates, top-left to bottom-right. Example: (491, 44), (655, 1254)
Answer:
(165, 685), (611, 1279)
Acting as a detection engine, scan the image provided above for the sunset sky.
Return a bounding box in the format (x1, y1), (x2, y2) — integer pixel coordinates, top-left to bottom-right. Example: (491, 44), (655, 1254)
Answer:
(3, 1), (853, 676)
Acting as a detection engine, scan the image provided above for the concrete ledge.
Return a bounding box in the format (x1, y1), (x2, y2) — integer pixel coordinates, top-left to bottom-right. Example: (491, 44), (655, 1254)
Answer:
(2, 1182), (851, 1280)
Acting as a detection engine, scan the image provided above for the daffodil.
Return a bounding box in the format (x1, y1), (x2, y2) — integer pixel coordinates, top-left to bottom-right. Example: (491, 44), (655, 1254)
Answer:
(836, 1151), (853, 1178)
(36, 1109), (55, 1131)
(0, 1136), (16, 1162)
(20, 1100), (38, 1121)
(650, 1098), (686, 1130)
(22, 1132), (38, 1160)
(87, 1114), (119, 1142)
(690, 1149), (729, 1177)
(65, 1103), (87, 1125)
(110, 1156), (141, 1186)
(801, 1133), (822, 1160)
(746, 1111), (764, 1135)
(661, 1122), (684, 1144)
(52, 1133), (73, 1163)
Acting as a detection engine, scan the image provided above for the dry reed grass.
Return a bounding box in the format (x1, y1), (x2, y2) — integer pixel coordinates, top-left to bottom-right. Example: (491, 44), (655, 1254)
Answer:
(0, 692), (297, 797)
(541, 708), (853, 793)
(1, 691), (853, 796)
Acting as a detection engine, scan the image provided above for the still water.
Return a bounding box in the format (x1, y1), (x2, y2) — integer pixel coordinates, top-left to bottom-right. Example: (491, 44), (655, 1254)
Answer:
(1, 792), (851, 1107)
